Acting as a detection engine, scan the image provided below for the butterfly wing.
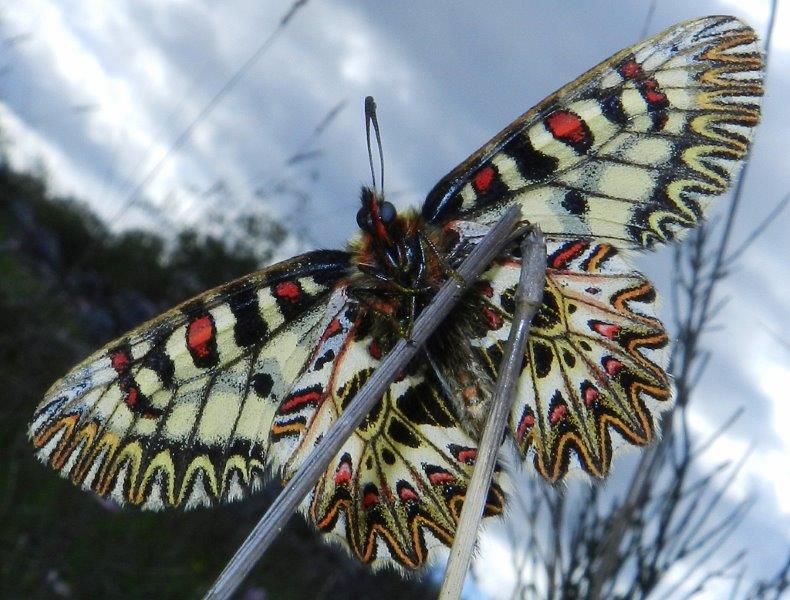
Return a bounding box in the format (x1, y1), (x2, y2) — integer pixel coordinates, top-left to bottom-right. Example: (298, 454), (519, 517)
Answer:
(28, 14), (765, 570)
(29, 250), (352, 509)
(422, 16), (762, 250)
(434, 236), (670, 481)
(268, 301), (504, 568)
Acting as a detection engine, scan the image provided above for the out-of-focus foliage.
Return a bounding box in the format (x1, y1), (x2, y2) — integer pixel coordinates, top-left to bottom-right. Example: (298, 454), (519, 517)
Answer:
(0, 159), (435, 599)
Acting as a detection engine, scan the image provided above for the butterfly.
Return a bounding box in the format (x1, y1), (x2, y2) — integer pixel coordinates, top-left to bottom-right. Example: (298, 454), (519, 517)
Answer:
(30, 16), (762, 569)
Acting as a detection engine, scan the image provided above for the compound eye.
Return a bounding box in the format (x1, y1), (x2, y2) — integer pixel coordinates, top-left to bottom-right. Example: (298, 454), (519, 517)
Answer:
(378, 201), (396, 224)
(356, 207), (372, 231)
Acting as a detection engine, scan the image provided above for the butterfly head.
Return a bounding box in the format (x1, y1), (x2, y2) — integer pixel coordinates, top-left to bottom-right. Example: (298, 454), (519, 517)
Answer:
(357, 187), (397, 245)
(353, 186), (433, 294)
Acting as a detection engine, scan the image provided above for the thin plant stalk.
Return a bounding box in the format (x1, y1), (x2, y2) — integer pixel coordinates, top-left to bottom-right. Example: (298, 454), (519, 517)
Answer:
(439, 228), (547, 600)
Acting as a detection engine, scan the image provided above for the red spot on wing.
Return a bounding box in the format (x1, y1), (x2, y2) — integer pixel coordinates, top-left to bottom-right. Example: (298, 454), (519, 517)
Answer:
(187, 315), (215, 359)
(591, 321), (621, 340)
(457, 448), (477, 464)
(550, 403), (568, 425)
(110, 350), (131, 374)
(280, 389), (322, 412)
(274, 281), (301, 302)
(480, 282), (494, 298)
(321, 317), (343, 341)
(619, 59), (643, 79)
(517, 411), (536, 438)
(583, 384), (600, 406)
(124, 386), (139, 407)
(603, 357), (624, 376)
(550, 241), (589, 269)
(482, 306), (503, 330)
(398, 486), (418, 503)
(473, 165), (496, 193)
(362, 490), (379, 508)
(617, 59), (668, 109)
(334, 461), (352, 485)
(428, 471), (454, 485)
(642, 79), (668, 107)
(545, 110), (588, 144)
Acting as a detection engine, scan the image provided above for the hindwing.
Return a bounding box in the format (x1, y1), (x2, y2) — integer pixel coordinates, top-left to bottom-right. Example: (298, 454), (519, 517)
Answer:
(269, 299), (505, 568)
(470, 239), (670, 481)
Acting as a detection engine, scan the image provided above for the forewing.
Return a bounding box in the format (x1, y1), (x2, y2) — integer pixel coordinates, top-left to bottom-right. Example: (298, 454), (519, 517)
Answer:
(471, 239), (670, 481)
(422, 16), (762, 250)
(29, 250), (351, 509)
(270, 307), (505, 569)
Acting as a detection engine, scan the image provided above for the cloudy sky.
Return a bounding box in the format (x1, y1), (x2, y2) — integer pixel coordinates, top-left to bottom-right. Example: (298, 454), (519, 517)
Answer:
(1, 1), (788, 597)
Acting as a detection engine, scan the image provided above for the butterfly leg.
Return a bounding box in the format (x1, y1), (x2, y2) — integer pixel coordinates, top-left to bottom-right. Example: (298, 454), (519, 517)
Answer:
(403, 294), (417, 338)
(350, 288), (411, 339)
(418, 233), (466, 286)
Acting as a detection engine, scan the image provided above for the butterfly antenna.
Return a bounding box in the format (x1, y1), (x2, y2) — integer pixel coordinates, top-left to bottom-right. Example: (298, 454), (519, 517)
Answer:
(364, 96), (385, 194)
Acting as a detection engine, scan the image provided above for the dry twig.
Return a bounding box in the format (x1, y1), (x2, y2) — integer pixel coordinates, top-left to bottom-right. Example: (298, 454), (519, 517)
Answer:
(439, 228), (547, 600)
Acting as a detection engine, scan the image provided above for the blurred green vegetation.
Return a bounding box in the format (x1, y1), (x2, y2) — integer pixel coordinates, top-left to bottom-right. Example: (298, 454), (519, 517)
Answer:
(0, 159), (435, 599)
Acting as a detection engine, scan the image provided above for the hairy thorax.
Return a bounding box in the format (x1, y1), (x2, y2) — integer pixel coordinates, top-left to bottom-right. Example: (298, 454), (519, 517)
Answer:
(345, 189), (503, 435)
